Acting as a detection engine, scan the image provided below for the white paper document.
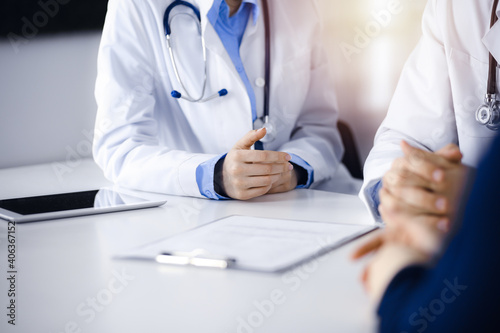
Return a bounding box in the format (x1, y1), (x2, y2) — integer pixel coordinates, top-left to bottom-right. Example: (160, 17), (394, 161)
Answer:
(117, 215), (376, 273)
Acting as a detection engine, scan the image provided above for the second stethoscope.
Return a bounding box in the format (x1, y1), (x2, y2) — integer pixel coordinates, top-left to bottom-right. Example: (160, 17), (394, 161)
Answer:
(476, 0), (500, 131)
(164, 0), (276, 142)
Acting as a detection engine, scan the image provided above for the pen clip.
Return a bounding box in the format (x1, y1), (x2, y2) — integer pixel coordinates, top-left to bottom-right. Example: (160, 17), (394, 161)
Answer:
(155, 249), (236, 269)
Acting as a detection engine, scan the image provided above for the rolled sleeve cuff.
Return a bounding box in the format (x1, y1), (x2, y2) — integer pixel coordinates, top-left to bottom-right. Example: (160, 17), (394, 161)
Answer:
(196, 154), (230, 200)
(289, 153), (314, 189)
(363, 178), (383, 222)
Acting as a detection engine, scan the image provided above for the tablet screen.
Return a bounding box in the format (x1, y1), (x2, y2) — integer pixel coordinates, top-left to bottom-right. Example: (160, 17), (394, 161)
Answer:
(0, 190), (100, 215)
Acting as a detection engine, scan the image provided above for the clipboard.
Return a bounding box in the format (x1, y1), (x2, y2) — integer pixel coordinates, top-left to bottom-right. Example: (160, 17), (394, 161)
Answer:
(116, 215), (377, 273)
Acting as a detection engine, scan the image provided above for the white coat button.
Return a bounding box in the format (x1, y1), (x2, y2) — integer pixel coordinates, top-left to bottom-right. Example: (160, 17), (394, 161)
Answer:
(255, 77), (266, 88)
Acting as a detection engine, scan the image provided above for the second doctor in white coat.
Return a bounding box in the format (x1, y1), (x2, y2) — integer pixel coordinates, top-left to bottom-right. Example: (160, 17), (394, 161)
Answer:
(93, 0), (358, 200)
(361, 0), (500, 222)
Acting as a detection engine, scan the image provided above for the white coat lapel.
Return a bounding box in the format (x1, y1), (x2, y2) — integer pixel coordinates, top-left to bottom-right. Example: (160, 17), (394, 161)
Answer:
(482, 4), (500, 64)
(192, 0), (232, 62)
(192, 0), (250, 96)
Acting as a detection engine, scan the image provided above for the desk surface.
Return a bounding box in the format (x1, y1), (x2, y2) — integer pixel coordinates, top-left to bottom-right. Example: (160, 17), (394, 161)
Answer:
(0, 159), (378, 333)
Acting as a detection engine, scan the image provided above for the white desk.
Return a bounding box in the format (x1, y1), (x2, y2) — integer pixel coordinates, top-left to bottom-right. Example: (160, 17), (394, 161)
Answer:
(0, 159), (378, 333)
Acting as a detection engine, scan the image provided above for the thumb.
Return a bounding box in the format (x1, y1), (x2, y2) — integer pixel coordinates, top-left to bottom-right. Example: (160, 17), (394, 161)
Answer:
(233, 128), (267, 150)
(436, 144), (462, 164)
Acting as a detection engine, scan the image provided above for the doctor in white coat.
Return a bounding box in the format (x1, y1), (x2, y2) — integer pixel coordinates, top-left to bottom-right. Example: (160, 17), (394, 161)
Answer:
(361, 0), (500, 224)
(93, 0), (358, 200)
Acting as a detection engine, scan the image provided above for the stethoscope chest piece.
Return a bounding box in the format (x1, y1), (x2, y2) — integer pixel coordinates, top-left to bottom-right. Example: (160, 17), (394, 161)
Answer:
(476, 94), (500, 131)
(253, 116), (276, 143)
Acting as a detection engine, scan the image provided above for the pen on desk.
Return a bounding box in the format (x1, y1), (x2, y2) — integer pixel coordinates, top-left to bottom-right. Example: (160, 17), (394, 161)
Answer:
(155, 250), (236, 269)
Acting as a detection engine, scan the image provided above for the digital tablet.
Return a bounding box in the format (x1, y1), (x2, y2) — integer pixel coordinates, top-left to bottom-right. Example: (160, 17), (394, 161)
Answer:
(0, 188), (167, 223)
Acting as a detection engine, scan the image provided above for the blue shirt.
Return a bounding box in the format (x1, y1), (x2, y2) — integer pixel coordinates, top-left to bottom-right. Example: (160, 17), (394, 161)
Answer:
(196, 0), (314, 199)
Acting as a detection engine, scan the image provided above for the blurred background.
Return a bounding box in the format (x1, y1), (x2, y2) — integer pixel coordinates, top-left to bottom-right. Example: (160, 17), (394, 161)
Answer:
(0, 0), (427, 172)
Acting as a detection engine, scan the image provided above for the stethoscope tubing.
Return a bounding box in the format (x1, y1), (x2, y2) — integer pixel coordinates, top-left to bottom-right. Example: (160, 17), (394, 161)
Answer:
(262, 0), (271, 120)
(476, 0), (500, 130)
(164, 0), (275, 140)
(164, 0), (270, 106)
(487, 0), (499, 97)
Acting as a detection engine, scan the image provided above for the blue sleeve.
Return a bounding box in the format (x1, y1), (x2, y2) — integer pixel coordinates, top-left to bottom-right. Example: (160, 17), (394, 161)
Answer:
(196, 154), (230, 200)
(289, 153), (314, 188)
(377, 135), (500, 332)
(361, 179), (383, 222)
(370, 180), (383, 216)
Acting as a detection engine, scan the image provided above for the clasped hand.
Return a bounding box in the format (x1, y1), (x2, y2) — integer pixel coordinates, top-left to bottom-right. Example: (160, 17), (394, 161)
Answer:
(356, 141), (469, 257)
(217, 128), (298, 200)
(352, 141), (470, 302)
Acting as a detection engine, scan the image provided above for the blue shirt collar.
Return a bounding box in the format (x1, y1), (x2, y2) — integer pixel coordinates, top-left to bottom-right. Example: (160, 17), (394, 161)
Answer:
(207, 0), (259, 27)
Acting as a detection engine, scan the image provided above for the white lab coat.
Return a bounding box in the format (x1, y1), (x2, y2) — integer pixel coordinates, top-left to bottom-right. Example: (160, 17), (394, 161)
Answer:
(94, 0), (359, 198)
(361, 0), (500, 220)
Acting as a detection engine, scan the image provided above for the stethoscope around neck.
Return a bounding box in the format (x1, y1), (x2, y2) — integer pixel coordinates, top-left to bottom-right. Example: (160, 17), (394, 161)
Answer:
(476, 0), (500, 131)
(163, 0), (276, 143)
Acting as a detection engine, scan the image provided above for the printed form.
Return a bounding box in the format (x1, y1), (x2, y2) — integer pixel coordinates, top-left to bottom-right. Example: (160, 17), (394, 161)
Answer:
(117, 215), (376, 273)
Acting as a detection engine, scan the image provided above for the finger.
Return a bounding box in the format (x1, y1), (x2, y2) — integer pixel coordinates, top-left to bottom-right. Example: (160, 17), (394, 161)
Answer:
(233, 128), (267, 150)
(400, 141), (450, 183)
(246, 162), (293, 176)
(394, 216), (450, 255)
(361, 265), (370, 292)
(225, 160), (291, 177)
(386, 184), (449, 215)
(379, 187), (421, 221)
(383, 164), (432, 193)
(267, 183), (289, 194)
(267, 170), (294, 194)
(361, 265), (368, 284)
(267, 177), (291, 194)
(402, 213), (450, 234)
(379, 188), (446, 230)
(233, 150), (291, 163)
(232, 185), (272, 201)
(351, 233), (385, 260)
(241, 174), (282, 189)
(380, 198), (450, 234)
(435, 144), (462, 164)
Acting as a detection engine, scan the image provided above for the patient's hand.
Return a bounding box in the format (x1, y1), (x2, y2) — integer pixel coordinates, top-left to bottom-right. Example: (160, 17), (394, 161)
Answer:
(352, 216), (445, 262)
(353, 141), (470, 260)
(381, 141), (469, 232)
(361, 241), (428, 304)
